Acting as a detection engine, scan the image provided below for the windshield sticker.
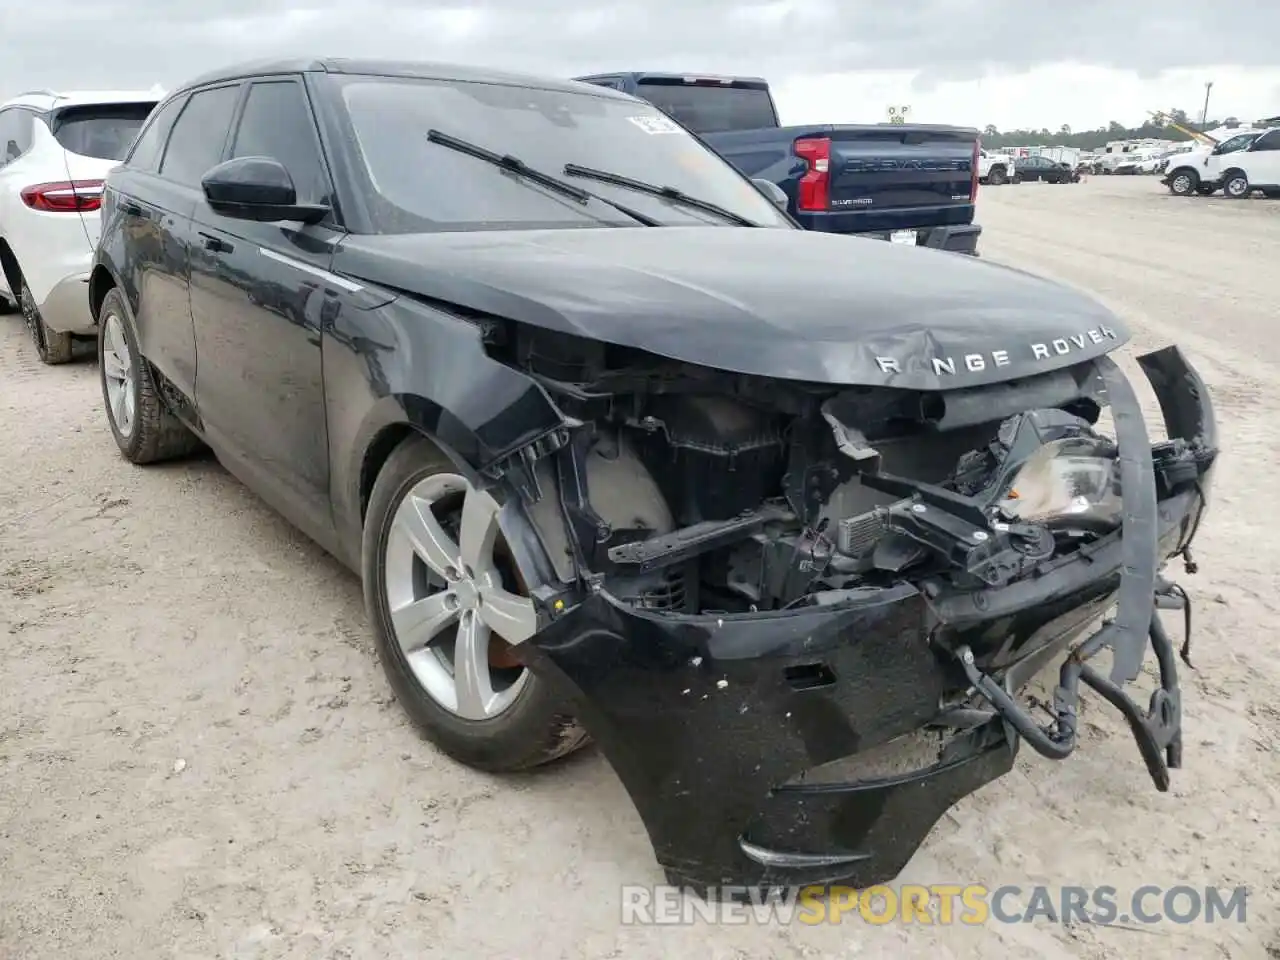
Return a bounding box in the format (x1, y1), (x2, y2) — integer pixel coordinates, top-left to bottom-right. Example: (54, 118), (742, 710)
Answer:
(627, 115), (683, 135)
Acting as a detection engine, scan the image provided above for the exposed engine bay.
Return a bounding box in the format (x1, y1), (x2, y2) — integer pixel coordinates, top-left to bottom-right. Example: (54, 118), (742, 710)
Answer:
(466, 305), (1216, 894)
(488, 323), (1198, 617)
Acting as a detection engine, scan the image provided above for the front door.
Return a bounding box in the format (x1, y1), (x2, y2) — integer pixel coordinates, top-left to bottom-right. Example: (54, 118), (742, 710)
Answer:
(188, 77), (343, 538)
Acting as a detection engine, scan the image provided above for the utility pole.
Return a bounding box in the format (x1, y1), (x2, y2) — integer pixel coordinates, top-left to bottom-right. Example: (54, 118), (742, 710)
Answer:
(1201, 81), (1214, 127)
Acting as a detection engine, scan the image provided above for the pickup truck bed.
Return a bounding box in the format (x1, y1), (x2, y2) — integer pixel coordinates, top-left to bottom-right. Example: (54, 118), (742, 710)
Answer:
(574, 72), (982, 255)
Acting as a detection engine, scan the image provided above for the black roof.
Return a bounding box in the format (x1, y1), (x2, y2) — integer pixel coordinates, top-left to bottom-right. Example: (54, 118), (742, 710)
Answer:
(175, 57), (632, 100)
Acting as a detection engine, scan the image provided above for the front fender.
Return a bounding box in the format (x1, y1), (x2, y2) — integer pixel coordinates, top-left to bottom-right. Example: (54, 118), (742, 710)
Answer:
(325, 294), (569, 561)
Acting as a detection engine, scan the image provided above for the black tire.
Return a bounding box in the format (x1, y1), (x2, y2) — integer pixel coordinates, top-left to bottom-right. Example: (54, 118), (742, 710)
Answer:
(988, 165), (1007, 186)
(1167, 169), (1199, 197)
(1222, 170), (1251, 199)
(362, 434), (588, 772)
(19, 278), (73, 365)
(96, 287), (202, 463)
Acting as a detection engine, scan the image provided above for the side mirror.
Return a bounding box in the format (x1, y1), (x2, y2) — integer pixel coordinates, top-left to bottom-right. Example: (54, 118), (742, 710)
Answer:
(201, 156), (329, 224)
(751, 178), (789, 211)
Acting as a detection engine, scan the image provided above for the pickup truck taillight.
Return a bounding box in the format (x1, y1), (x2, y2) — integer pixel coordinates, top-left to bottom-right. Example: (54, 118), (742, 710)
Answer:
(794, 136), (831, 212)
(970, 140), (980, 203)
(20, 180), (105, 213)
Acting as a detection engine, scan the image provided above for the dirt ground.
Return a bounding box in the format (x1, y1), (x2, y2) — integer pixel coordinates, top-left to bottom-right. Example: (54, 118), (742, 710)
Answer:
(1, 175), (1277, 959)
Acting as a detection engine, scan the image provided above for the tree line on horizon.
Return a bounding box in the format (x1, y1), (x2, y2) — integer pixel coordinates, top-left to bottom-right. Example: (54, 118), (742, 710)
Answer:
(978, 109), (1247, 149)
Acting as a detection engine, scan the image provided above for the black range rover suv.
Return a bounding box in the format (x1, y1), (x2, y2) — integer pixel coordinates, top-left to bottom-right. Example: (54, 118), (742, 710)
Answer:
(89, 58), (1217, 894)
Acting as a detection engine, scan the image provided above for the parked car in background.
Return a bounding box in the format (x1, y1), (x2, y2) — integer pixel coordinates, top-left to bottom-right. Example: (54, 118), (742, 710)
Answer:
(1215, 128), (1280, 198)
(89, 57), (1218, 895)
(1163, 130), (1266, 196)
(1111, 152), (1158, 175)
(1013, 155), (1075, 183)
(977, 148), (1016, 185)
(574, 72), (983, 255)
(1154, 145), (1196, 175)
(0, 88), (159, 362)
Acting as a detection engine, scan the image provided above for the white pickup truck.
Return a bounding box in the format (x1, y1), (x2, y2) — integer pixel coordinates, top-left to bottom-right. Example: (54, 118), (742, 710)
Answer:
(978, 148), (1016, 185)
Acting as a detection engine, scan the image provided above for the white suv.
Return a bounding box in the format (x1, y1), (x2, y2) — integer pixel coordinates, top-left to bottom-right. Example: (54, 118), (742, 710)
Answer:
(1163, 131), (1268, 197)
(0, 88), (160, 363)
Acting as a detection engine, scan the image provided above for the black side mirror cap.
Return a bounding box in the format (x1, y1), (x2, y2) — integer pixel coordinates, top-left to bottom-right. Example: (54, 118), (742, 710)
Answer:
(201, 156), (329, 225)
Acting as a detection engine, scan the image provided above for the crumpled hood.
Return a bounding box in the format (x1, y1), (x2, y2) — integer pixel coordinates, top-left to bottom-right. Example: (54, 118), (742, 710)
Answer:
(332, 226), (1130, 389)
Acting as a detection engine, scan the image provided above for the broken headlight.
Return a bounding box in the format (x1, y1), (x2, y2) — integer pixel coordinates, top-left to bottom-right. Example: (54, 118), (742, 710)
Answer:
(995, 436), (1121, 533)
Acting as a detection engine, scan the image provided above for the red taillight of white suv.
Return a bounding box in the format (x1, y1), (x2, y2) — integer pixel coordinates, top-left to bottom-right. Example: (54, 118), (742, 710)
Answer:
(20, 180), (106, 213)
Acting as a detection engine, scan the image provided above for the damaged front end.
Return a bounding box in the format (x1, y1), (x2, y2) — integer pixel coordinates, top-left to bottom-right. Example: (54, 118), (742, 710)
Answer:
(481, 324), (1217, 893)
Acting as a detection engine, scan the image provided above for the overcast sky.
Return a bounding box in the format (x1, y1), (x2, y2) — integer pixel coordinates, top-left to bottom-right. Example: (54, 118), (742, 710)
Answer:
(2, 1), (1277, 130)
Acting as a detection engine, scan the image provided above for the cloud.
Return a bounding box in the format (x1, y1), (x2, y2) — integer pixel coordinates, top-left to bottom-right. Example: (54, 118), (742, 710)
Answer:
(2, 0), (1277, 129)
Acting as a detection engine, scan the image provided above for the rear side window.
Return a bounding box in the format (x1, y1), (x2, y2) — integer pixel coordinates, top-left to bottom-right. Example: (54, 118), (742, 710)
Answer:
(125, 96), (186, 172)
(634, 81), (776, 134)
(159, 85), (240, 187)
(229, 81), (331, 205)
(1252, 131), (1280, 152)
(52, 103), (157, 161)
(0, 108), (35, 165)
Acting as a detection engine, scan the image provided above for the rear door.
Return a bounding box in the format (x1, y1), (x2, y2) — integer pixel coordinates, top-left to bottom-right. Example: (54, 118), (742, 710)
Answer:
(187, 76), (341, 532)
(124, 84), (241, 400)
(1243, 130), (1280, 186)
(54, 100), (158, 250)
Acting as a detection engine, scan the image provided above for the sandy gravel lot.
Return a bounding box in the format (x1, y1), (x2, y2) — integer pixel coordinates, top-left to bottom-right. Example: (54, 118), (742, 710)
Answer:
(2, 176), (1277, 959)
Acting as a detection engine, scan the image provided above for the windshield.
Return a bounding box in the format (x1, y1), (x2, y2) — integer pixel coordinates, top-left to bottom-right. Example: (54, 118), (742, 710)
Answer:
(52, 102), (157, 161)
(334, 76), (794, 234)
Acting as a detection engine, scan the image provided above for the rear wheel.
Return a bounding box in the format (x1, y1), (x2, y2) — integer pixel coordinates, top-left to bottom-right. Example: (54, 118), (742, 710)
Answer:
(97, 288), (202, 463)
(1222, 170), (1251, 199)
(20, 278), (73, 365)
(363, 435), (588, 772)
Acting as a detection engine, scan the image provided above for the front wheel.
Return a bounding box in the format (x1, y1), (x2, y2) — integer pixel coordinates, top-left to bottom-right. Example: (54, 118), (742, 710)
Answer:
(988, 166), (1007, 186)
(1167, 170), (1199, 196)
(1222, 171), (1251, 199)
(362, 435), (588, 772)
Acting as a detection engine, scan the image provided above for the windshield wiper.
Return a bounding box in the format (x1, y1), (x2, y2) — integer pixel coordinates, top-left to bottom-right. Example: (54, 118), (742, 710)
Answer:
(425, 130), (659, 227)
(563, 163), (759, 227)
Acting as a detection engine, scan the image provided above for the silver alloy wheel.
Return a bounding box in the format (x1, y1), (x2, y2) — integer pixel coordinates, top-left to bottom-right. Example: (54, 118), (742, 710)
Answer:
(102, 313), (136, 438)
(1226, 176), (1248, 197)
(383, 473), (539, 721)
(1172, 174), (1193, 195)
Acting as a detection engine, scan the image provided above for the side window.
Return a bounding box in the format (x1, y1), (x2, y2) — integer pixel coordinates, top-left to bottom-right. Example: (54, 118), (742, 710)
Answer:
(1252, 132), (1280, 152)
(159, 85), (241, 187)
(0, 109), (34, 165)
(228, 80), (330, 205)
(0, 110), (15, 165)
(125, 96), (186, 172)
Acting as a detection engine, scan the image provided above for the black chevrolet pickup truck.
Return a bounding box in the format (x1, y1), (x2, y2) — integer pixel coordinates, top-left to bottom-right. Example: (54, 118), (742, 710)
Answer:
(574, 71), (983, 255)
